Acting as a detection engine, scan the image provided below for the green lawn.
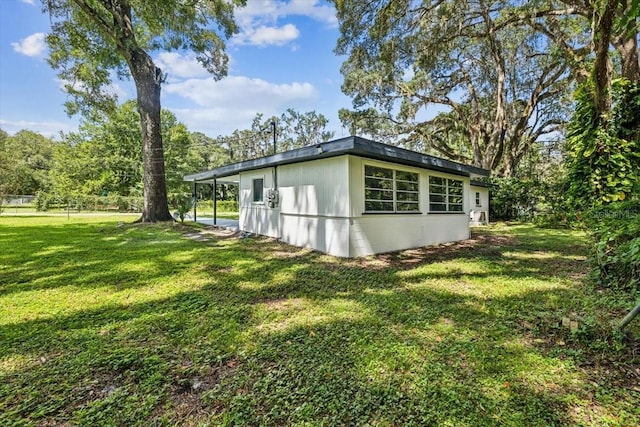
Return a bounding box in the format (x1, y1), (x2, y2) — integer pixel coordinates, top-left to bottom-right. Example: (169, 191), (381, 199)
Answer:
(1, 216), (638, 426)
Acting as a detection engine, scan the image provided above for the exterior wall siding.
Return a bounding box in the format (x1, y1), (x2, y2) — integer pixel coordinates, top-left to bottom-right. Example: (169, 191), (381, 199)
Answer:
(348, 156), (471, 257)
(238, 168), (280, 237)
(469, 185), (490, 224)
(239, 155), (476, 257)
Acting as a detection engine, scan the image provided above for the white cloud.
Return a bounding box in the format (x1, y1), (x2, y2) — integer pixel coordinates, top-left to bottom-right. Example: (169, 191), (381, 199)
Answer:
(0, 119), (74, 138)
(233, 0), (337, 47)
(165, 75), (316, 107)
(154, 52), (209, 79)
(11, 32), (47, 57)
(164, 75), (318, 135)
(236, 0), (337, 27)
(20, 0), (36, 5)
(234, 23), (300, 47)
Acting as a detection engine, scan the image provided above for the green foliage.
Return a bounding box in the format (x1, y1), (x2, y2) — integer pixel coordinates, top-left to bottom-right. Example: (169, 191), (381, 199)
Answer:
(44, 0), (244, 116)
(489, 175), (570, 226)
(0, 129), (55, 196)
(490, 177), (541, 221)
(50, 101), (199, 199)
(210, 110), (335, 163)
(566, 80), (640, 210)
(332, 0), (577, 174)
(34, 192), (142, 212)
(169, 193), (193, 223)
(584, 201), (640, 293)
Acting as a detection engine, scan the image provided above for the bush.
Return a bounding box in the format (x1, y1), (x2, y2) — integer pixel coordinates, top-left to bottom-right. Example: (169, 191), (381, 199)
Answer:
(169, 193), (194, 223)
(196, 199), (238, 212)
(35, 191), (53, 211)
(584, 201), (640, 292)
(489, 177), (542, 221)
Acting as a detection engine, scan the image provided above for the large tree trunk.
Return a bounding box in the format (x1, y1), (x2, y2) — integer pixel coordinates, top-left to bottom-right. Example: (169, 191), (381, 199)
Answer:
(615, 34), (640, 82)
(592, 0), (618, 123)
(129, 49), (173, 222)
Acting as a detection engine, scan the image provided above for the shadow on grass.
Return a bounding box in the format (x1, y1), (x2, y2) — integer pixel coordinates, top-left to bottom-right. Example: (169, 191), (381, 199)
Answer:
(0, 221), (637, 426)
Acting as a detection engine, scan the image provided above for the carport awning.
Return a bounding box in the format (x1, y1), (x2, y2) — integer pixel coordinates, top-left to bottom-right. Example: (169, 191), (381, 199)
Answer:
(188, 174), (239, 185)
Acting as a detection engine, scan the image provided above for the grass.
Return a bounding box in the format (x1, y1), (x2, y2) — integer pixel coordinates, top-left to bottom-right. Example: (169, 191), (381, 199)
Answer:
(0, 216), (638, 426)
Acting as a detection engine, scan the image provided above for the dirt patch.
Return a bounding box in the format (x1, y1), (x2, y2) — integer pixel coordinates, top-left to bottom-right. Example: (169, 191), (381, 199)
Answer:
(152, 359), (240, 424)
(183, 227), (240, 242)
(341, 231), (517, 271)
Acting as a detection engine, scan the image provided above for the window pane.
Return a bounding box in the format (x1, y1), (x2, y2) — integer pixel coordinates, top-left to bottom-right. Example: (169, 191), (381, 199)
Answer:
(429, 176), (445, 186)
(448, 195), (463, 205)
(397, 191), (419, 201)
(365, 201), (394, 211)
(430, 203), (446, 211)
(365, 177), (393, 190)
(448, 179), (463, 188)
(448, 186), (463, 196)
(429, 184), (446, 194)
(397, 202), (419, 211)
(365, 189), (393, 201)
(252, 178), (263, 202)
(396, 181), (419, 191)
(365, 165), (393, 179)
(396, 171), (418, 182)
(450, 204), (463, 212)
(429, 194), (445, 203)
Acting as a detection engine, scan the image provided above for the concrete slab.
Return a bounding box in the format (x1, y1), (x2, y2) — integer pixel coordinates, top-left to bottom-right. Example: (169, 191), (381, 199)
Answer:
(195, 218), (239, 231)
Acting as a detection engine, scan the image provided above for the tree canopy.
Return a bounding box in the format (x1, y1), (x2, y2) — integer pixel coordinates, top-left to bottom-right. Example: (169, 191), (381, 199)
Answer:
(50, 101), (198, 201)
(43, 0), (245, 221)
(0, 129), (55, 197)
(332, 0), (639, 176)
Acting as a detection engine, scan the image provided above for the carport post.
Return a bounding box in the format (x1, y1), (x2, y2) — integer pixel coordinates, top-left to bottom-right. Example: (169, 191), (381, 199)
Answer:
(192, 180), (197, 222)
(213, 179), (217, 226)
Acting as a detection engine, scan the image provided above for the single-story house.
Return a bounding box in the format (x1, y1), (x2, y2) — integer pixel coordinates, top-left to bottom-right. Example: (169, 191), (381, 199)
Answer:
(184, 136), (490, 257)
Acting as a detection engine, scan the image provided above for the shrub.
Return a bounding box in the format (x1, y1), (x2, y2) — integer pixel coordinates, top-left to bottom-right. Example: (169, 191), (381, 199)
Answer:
(584, 201), (640, 292)
(35, 191), (53, 211)
(169, 193), (194, 223)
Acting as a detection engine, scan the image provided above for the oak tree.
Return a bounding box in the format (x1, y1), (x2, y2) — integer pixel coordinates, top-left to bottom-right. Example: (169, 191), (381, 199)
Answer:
(43, 0), (244, 221)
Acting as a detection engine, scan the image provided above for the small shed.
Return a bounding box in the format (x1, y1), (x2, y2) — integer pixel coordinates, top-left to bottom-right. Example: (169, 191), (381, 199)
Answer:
(184, 136), (490, 257)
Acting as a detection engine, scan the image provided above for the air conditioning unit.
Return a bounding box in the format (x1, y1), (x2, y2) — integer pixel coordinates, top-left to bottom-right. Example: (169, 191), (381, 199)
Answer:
(470, 210), (487, 225)
(266, 188), (279, 208)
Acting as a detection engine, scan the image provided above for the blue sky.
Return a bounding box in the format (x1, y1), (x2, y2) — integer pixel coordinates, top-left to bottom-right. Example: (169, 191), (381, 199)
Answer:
(0, 0), (352, 138)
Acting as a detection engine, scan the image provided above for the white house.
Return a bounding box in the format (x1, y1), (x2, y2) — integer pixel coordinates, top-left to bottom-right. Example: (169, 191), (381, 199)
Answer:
(184, 136), (490, 257)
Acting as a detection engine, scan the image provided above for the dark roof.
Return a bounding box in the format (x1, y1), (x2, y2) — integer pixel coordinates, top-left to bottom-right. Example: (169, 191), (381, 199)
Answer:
(184, 136), (490, 182)
(470, 180), (490, 188)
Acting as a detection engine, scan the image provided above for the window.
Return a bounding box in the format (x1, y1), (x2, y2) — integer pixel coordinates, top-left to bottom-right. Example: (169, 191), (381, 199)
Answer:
(252, 178), (264, 202)
(429, 176), (463, 212)
(475, 191), (481, 207)
(364, 165), (419, 212)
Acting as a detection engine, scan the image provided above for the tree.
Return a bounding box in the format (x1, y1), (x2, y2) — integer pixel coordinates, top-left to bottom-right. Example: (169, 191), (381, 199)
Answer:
(209, 110), (335, 163)
(0, 129), (55, 196)
(43, 0), (244, 222)
(50, 101), (198, 199)
(333, 0), (577, 176)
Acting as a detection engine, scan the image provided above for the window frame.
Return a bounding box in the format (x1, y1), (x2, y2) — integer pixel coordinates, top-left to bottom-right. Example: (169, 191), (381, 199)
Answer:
(475, 191), (481, 207)
(428, 176), (464, 213)
(364, 164), (420, 214)
(252, 177), (264, 203)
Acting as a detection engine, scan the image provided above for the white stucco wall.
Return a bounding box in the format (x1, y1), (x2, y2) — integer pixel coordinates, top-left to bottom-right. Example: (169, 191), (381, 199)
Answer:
(469, 185), (490, 224)
(278, 156), (351, 256)
(238, 168), (280, 238)
(347, 156), (472, 257)
(238, 155), (476, 257)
